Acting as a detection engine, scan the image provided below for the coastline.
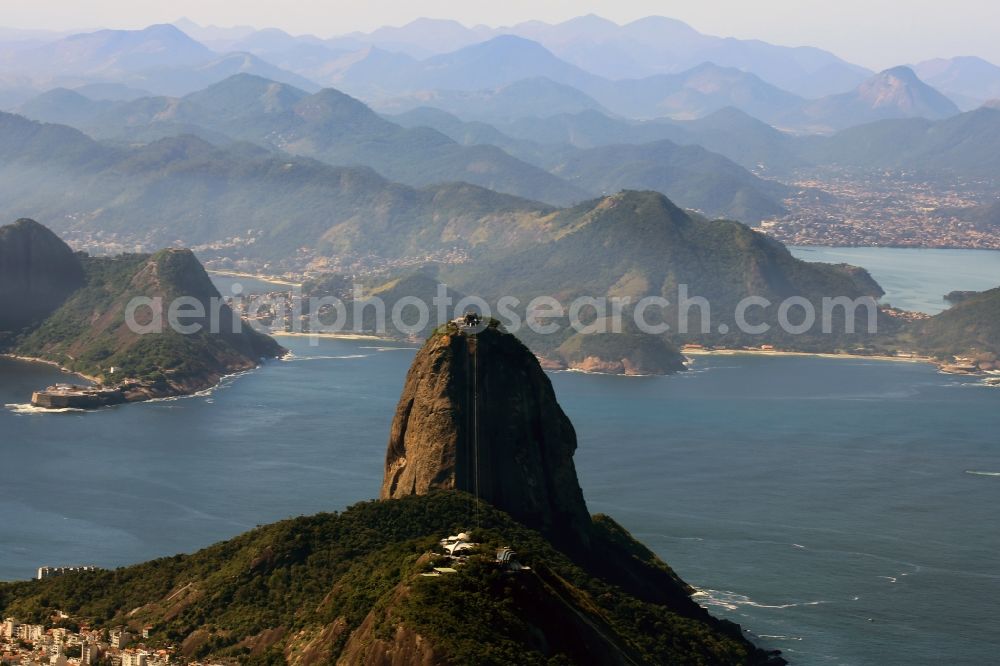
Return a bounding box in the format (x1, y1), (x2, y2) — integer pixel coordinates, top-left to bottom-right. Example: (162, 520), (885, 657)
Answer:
(0, 353), (101, 384)
(3, 355), (276, 412)
(683, 348), (934, 364)
(271, 331), (401, 342)
(681, 348), (981, 374)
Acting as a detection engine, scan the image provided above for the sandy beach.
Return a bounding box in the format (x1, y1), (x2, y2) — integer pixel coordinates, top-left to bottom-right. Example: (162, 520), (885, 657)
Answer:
(207, 270), (301, 287)
(683, 348), (938, 366)
(270, 331), (401, 342)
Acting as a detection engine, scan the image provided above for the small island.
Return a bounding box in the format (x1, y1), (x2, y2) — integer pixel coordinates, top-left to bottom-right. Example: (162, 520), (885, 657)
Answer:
(1, 219), (285, 409)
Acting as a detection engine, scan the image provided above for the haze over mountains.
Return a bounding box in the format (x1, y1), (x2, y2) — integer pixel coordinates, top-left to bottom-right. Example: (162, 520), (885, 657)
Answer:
(11, 74), (789, 219)
(218, 14), (873, 98)
(3, 12), (1000, 257)
(913, 56), (1000, 109)
(1, 14), (994, 134)
(785, 66), (961, 133)
(0, 23), (319, 98)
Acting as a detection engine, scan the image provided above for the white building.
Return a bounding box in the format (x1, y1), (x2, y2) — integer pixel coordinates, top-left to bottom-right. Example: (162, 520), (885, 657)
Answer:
(1, 618), (18, 639)
(81, 642), (100, 666)
(121, 650), (149, 666)
(110, 628), (131, 649)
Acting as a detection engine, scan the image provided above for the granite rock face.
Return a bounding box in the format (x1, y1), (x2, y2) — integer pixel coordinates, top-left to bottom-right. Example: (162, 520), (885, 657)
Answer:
(381, 321), (592, 548)
(0, 219), (84, 331)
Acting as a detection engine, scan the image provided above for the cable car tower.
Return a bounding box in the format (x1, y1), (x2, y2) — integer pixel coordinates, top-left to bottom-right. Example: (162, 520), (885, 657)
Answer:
(455, 311), (485, 529)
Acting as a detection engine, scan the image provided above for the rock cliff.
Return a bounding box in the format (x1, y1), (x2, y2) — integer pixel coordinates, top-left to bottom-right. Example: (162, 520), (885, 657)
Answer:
(0, 218), (84, 331)
(381, 320), (593, 549)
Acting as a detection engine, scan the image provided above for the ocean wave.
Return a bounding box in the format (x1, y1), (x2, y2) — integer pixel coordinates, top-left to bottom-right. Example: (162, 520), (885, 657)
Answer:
(965, 470), (1000, 477)
(757, 635), (804, 642)
(145, 368), (258, 404)
(692, 588), (827, 612)
(4, 403), (86, 415)
(676, 365), (741, 377)
(280, 353), (369, 362)
(633, 532), (705, 543)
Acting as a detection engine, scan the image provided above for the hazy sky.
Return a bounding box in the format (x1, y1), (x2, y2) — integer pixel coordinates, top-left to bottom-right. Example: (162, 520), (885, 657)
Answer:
(2, 0), (999, 69)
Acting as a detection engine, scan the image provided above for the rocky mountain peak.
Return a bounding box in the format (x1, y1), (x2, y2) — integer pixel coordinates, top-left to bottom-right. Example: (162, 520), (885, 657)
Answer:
(381, 320), (593, 549)
(0, 218), (85, 332)
(856, 66), (959, 116)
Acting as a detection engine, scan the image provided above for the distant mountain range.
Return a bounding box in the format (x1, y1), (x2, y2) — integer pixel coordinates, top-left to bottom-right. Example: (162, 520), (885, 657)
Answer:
(390, 106), (805, 175)
(803, 106), (1000, 176)
(312, 39), (960, 132)
(913, 56), (1000, 110)
(784, 66), (960, 133)
(394, 93), (1000, 179)
(312, 37), (809, 124)
(0, 107), (795, 265)
(548, 140), (790, 222)
(15, 76), (588, 206)
(0, 24), (319, 99)
(14, 75), (788, 220)
(1, 18), (984, 134)
(207, 14), (869, 98)
(374, 76), (610, 122)
(16, 66), (1000, 222)
(0, 111), (559, 263)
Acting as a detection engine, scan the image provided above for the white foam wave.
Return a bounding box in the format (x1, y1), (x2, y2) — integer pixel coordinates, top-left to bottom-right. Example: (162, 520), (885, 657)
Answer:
(636, 532), (705, 542)
(145, 368), (257, 404)
(966, 470), (1000, 477)
(758, 635), (804, 641)
(282, 354), (370, 362)
(692, 588), (827, 612)
(4, 403), (86, 415)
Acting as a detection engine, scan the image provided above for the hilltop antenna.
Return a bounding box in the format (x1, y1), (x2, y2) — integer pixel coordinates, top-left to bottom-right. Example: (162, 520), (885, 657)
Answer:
(473, 331), (481, 530)
(459, 311), (483, 532)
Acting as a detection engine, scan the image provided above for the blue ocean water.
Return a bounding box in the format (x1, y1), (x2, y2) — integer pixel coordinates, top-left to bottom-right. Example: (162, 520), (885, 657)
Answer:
(0, 249), (998, 665)
(789, 246), (1000, 314)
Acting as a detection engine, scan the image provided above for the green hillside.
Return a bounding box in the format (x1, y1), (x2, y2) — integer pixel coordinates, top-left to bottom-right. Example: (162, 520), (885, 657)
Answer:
(549, 140), (788, 222)
(805, 107), (1000, 175)
(0, 492), (777, 665)
(905, 287), (1000, 363)
(0, 115), (554, 265)
(14, 247), (283, 394)
(443, 191), (891, 352)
